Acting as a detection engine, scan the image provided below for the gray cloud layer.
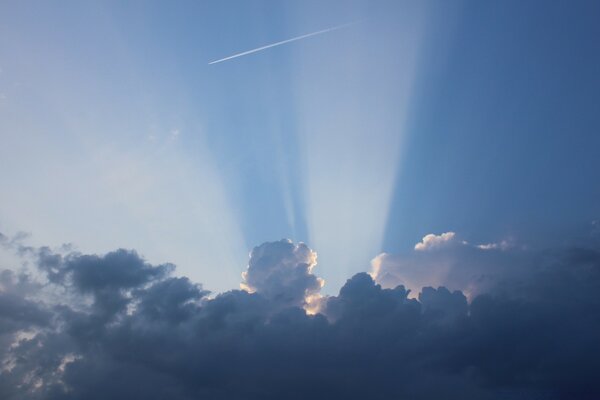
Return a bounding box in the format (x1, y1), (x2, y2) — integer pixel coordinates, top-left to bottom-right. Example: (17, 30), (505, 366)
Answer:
(1, 236), (600, 399)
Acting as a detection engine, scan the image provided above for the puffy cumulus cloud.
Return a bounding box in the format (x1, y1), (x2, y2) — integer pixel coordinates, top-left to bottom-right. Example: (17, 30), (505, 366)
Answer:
(1, 235), (600, 399)
(241, 239), (324, 309)
(373, 233), (526, 298)
(414, 231), (457, 251)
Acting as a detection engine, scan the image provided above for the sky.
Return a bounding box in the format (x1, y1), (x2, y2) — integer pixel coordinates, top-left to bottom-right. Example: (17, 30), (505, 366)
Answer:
(1, 1), (600, 398)
(1, 0), (599, 293)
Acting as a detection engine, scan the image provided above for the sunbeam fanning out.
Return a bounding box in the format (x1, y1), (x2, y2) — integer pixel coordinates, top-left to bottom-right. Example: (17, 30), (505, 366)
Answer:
(290, 5), (426, 292)
(2, 1), (600, 398)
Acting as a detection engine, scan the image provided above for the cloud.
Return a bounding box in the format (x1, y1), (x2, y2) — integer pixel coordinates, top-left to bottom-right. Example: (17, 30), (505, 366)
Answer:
(241, 239), (324, 309)
(1, 235), (600, 399)
(169, 129), (180, 141)
(374, 233), (526, 298)
(476, 240), (512, 251)
(414, 231), (457, 251)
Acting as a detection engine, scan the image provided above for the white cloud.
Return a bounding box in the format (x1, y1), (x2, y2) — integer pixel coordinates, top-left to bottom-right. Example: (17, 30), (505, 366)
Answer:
(241, 239), (324, 310)
(371, 233), (530, 300)
(414, 232), (456, 251)
(476, 240), (511, 251)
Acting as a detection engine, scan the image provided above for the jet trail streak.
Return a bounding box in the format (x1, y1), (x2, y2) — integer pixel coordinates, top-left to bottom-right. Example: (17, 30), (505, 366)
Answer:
(209, 22), (354, 65)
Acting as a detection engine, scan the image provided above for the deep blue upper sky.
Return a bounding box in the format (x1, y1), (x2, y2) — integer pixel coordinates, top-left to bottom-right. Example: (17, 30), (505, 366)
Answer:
(384, 0), (600, 251)
(0, 0), (599, 293)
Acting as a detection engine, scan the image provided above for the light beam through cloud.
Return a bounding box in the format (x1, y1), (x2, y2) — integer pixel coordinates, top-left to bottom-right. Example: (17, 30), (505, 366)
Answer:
(289, 7), (426, 292)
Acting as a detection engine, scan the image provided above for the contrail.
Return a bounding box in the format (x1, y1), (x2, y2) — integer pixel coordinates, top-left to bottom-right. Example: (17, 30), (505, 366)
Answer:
(208, 22), (355, 65)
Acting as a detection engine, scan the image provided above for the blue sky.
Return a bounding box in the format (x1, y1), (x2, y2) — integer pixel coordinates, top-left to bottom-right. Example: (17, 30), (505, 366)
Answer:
(1, 0), (599, 294)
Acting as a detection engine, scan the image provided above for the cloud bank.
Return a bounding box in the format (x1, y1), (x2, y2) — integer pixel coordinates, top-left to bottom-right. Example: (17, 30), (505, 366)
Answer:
(372, 233), (526, 298)
(1, 234), (600, 399)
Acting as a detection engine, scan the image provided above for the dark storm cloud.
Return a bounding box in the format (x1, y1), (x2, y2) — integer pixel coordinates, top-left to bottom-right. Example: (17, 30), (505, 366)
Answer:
(1, 236), (600, 399)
